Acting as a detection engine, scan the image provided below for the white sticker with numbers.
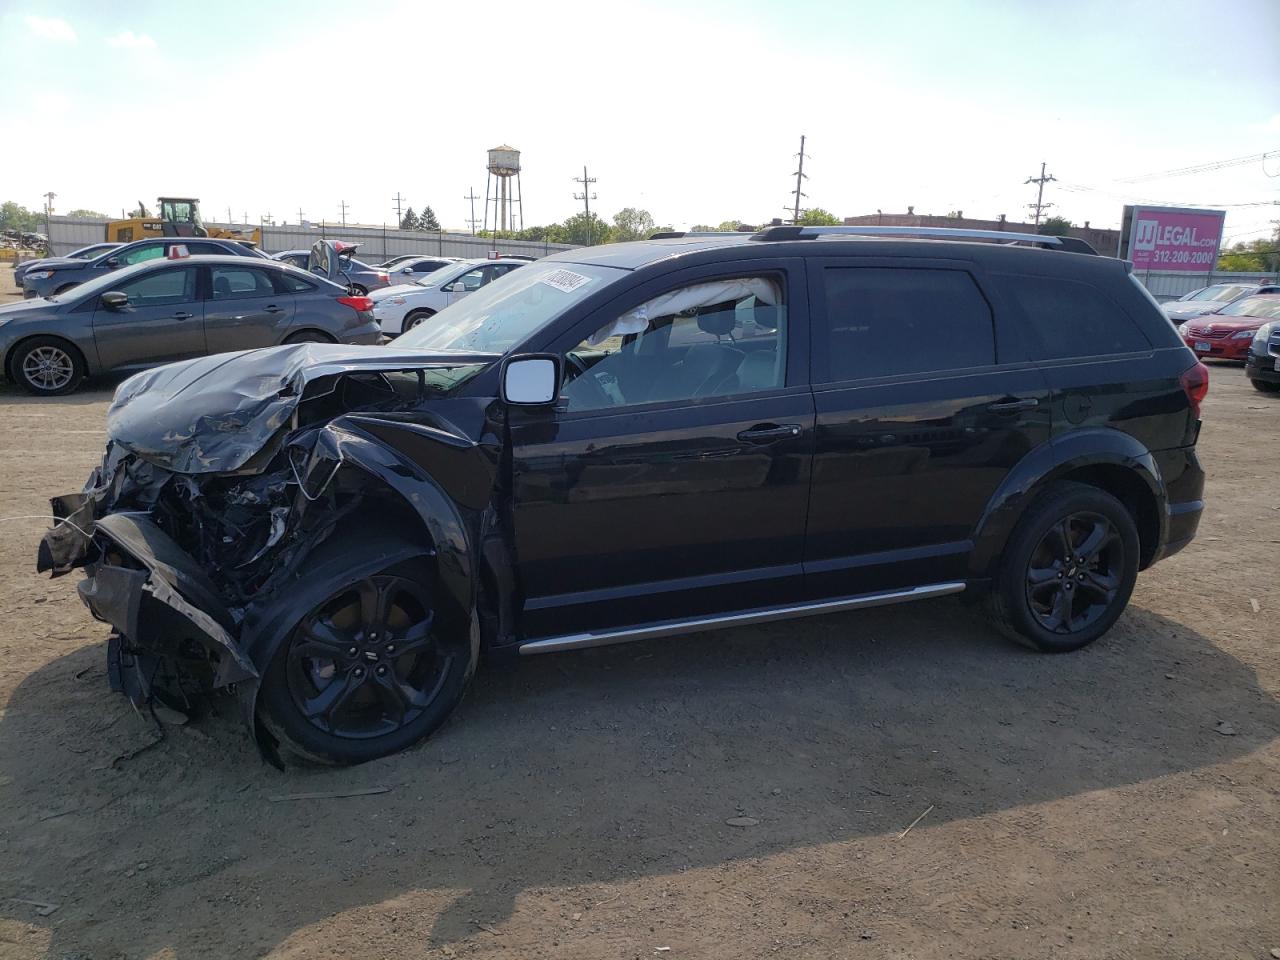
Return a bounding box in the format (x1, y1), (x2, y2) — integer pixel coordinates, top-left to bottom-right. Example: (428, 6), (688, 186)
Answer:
(540, 269), (593, 294)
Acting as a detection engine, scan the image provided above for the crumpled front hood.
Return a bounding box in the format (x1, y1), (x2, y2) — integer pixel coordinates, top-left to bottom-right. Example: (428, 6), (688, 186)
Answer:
(106, 342), (498, 474)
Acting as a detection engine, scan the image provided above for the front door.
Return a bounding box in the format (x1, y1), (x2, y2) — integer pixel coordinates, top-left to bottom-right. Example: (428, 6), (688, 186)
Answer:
(509, 260), (814, 639)
(803, 259), (1051, 597)
(203, 263), (295, 353)
(91, 264), (205, 371)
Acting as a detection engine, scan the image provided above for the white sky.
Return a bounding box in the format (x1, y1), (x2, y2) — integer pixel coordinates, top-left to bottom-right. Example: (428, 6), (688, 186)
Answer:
(1, 0), (1277, 245)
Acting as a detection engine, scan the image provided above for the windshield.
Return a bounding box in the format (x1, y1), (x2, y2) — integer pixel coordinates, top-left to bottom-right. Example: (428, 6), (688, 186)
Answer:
(410, 260), (478, 288)
(46, 261), (159, 303)
(1218, 297), (1280, 320)
(397, 261), (628, 353)
(1192, 284), (1254, 302)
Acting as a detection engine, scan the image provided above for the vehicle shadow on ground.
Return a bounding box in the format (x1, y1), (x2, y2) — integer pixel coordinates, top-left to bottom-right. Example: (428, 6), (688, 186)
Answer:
(1, 598), (1277, 957)
(0, 376), (126, 406)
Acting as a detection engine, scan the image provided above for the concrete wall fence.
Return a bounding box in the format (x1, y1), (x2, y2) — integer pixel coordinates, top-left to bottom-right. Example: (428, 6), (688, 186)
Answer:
(42, 216), (577, 262)
(39, 216), (1276, 302)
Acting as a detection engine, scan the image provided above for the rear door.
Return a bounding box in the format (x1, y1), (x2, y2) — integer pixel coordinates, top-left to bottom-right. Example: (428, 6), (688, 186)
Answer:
(203, 263), (295, 353)
(803, 257), (1051, 597)
(91, 264), (205, 370)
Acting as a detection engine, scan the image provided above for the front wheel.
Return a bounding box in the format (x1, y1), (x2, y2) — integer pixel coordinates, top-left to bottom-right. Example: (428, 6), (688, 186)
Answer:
(257, 558), (478, 765)
(404, 309), (435, 331)
(986, 481), (1139, 653)
(10, 336), (86, 395)
(1249, 377), (1280, 393)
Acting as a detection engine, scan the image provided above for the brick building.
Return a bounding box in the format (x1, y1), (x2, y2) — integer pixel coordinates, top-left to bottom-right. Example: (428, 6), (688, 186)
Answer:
(842, 209), (1121, 255)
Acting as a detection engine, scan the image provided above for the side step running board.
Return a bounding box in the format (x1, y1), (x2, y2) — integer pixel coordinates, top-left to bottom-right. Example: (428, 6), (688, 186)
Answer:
(518, 582), (966, 655)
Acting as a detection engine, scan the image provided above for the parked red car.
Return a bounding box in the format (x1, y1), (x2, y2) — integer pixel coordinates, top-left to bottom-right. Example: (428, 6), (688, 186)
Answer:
(1180, 295), (1280, 361)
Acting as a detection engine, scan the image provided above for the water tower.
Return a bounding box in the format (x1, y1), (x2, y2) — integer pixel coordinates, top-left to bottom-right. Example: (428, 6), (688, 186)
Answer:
(484, 145), (524, 234)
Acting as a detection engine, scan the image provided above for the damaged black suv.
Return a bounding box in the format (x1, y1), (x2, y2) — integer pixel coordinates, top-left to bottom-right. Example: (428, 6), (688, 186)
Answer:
(39, 226), (1208, 766)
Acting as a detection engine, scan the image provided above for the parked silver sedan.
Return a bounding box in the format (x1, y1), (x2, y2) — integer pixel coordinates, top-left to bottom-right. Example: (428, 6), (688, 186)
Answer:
(1, 255), (381, 395)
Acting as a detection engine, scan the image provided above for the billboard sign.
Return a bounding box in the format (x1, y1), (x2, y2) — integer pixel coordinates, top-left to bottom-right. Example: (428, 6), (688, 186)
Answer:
(1119, 205), (1226, 273)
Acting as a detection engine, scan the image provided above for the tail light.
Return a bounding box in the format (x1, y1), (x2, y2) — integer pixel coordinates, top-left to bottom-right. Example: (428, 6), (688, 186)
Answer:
(377, 272), (389, 283)
(337, 295), (374, 313)
(1180, 360), (1209, 419)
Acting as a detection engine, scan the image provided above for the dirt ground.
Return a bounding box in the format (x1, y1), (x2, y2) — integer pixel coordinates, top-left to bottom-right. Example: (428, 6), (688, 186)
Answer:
(0, 268), (1276, 960)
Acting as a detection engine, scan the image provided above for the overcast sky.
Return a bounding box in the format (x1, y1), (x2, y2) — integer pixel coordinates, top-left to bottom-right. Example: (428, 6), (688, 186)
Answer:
(1, 0), (1277, 244)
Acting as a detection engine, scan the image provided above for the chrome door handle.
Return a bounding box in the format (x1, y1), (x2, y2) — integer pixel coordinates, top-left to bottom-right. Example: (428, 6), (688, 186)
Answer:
(987, 397), (1039, 413)
(173, 311), (193, 319)
(265, 305), (284, 314)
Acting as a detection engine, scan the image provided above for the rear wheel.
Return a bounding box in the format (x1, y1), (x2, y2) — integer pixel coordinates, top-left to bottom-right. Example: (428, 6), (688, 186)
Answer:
(1249, 377), (1280, 393)
(258, 557), (479, 765)
(283, 330), (334, 344)
(10, 336), (86, 396)
(405, 309), (435, 331)
(348, 284), (368, 296)
(986, 481), (1139, 653)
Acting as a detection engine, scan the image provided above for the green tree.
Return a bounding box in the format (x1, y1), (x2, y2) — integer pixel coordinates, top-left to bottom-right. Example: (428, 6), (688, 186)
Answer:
(611, 207), (656, 242)
(716, 220), (755, 232)
(514, 224), (566, 243)
(1217, 226), (1280, 272)
(400, 206), (419, 231)
(0, 201), (42, 232)
(66, 208), (108, 219)
(1038, 215), (1073, 236)
(797, 208), (841, 226)
(561, 211), (612, 246)
(419, 206), (441, 231)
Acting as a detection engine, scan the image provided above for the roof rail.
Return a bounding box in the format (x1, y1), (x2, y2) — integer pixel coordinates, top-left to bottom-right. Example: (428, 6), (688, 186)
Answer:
(749, 224), (1098, 255)
(647, 230), (754, 240)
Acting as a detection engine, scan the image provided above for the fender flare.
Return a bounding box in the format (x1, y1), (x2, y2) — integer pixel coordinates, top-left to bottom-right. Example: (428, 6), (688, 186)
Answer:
(968, 427), (1167, 579)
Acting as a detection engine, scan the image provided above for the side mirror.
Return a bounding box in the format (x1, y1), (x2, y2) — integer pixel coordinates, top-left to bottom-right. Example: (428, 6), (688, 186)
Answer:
(444, 280), (463, 293)
(501, 354), (561, 406)
(100, 291), (129, 310)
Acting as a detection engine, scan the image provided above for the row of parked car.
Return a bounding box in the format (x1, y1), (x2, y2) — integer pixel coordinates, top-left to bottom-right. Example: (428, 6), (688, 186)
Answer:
(2, 237), (535, 394)
(1162, 280), (1280, 392)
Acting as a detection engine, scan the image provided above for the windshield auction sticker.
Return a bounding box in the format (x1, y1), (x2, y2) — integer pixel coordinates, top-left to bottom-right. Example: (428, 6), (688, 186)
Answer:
(541, 269), (593, 294)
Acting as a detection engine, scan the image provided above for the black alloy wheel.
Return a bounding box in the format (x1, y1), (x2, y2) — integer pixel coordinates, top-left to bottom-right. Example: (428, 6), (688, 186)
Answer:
(987, 481), (1140, 653)
(259, 557), (478, 765)
(1024, 512), (1123, 635)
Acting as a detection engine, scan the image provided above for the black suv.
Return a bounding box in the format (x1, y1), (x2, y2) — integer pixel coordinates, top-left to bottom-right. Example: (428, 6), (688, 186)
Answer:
(39, 226), (1207, 766)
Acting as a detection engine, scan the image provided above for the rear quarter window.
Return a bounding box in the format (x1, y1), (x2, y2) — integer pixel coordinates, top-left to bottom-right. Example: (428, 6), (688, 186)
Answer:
(999, 274), (1152, 360)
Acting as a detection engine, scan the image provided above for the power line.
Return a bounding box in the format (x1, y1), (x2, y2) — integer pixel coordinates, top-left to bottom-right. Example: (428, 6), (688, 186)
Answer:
(1024, 162), (1056, 226)
(1060, 181), (1280, 208)
(1116, 150), (1278, 184)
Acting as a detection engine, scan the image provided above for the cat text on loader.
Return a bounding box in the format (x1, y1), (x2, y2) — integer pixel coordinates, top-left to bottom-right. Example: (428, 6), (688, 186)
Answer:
(107, 197), (262, 246)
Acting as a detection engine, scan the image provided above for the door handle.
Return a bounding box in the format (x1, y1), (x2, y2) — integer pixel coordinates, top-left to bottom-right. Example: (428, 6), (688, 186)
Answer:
(987, 397), (1039, 413)
(737, 423), (802, 443)
(265, 305), (284, 314)
(172, 311), (193, 319)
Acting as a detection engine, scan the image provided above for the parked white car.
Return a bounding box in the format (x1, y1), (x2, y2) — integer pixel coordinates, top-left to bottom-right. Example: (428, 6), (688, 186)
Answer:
(369, 258), (528, 335)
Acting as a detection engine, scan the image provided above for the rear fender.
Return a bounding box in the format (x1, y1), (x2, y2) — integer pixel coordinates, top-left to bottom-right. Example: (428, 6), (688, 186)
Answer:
(969, 428), (1166, 579)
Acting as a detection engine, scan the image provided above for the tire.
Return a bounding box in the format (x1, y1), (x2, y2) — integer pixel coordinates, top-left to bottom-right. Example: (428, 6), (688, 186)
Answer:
(404, 309), (435, 331)
(348, 284), (368, 296)
(986, 481), (1139, 653)
(283, 330), (334, 345)
(9, 336), (86, 396)
(1249, 377), (1280, 393)
(257, 557), (479, 765)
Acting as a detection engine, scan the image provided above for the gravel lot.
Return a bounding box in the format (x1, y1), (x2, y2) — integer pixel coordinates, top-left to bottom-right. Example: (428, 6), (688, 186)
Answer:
(0, 268), (1276, 960)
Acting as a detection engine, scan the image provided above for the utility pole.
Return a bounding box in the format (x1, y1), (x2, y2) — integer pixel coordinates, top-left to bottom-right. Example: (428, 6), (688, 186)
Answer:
(243, 211), (249, 226)
(43, 191), (56, 237)
(227, 205), (233, 224)
(572, 165), (598, 245)
(463, 187), (480, 235)
(392, 192), (404, 227)
(339, 200), (349, 228)
(297, 207), (305, 225)
(790, 135), (809, 224)
(1024, 162), (1057, 226)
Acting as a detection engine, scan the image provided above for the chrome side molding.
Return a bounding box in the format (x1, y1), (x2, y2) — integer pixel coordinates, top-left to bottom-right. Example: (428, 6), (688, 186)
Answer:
(518, 582), (966, 656)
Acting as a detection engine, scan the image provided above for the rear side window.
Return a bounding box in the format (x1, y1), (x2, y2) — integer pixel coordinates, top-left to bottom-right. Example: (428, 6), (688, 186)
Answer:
(210, 266), (275, 299)
(273, 271), (315, 293)
(818, 267), (995, 382)
(1001, 275), (1151, 360)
